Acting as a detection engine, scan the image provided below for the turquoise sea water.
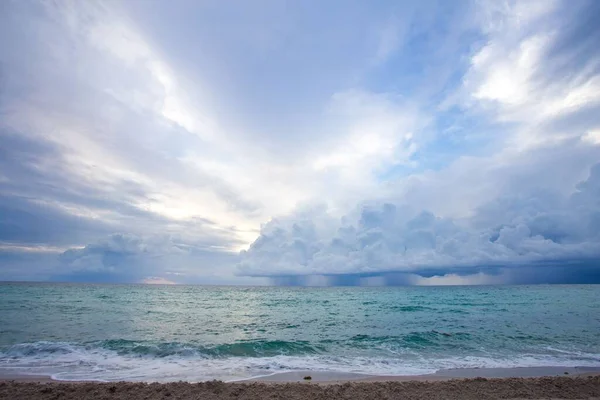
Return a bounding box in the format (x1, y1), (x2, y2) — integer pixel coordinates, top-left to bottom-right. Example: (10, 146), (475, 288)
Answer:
(0, 283), (599, 382)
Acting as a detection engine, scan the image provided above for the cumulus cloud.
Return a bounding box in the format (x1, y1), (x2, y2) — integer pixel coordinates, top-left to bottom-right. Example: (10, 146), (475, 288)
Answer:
(238, 160), (600, 282)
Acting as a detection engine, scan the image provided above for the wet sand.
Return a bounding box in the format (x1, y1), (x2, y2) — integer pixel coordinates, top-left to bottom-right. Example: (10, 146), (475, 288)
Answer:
(1, 367), (600, 399)
(245, 366), (600, 383)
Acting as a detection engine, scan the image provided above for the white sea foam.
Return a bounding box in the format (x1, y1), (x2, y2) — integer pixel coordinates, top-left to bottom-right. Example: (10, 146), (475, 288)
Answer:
(1, 341), (599, 382)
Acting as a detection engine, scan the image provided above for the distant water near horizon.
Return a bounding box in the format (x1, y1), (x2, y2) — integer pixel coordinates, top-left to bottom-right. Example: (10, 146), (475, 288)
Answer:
(1, 283), (599, 382)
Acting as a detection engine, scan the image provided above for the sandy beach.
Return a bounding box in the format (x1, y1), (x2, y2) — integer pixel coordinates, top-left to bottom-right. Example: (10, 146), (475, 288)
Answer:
(1, 376), (599, 399)
(1, 368), (600, 399)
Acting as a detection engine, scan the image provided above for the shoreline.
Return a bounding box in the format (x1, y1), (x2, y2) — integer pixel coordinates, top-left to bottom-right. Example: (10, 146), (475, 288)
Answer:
(2, 366), (600, 384)
(243, 366), (600, 383)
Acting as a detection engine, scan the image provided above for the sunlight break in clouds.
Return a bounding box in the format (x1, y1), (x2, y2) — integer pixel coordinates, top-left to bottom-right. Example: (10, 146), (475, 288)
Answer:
(0, 0), (599, 285)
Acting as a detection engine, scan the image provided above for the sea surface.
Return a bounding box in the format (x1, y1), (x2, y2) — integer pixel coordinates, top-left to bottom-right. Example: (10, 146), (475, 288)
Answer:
(0, 283), (599, 382)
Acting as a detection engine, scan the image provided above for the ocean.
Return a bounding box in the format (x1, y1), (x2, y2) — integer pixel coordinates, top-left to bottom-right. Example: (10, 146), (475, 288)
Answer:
(0, 283), (599, 382)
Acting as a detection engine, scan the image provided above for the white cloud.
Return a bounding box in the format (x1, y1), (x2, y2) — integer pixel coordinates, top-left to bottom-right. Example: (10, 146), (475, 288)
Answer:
(1, 1), (431, 258)
(459, 0), (600, 152)
(315, 90), (419, 172)
(238, 149), (600, 278)
(1, 0), (600, 284)
(0, 1), (273, 251)
(0, 244), (71, 254)
(470, 34), (550, 106)
(583, 129), (600, 145)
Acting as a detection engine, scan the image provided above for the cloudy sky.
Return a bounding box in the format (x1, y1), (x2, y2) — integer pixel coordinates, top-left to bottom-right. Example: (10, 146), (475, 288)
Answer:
(1, 0), (599, 285)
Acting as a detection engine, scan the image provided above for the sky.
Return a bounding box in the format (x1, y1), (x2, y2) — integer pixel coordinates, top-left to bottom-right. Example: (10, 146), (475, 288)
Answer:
(0, 0), (599, 285)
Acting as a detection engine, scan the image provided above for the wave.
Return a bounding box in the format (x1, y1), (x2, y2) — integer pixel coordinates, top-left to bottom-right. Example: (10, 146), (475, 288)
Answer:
(1, 340), (599, 383)
(100, 339), (325, 357)
(1, 333), (468, 359)
(2, 339), (325, 359)
(346, 331), (473, 351)
(2, 333), (597, 359)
